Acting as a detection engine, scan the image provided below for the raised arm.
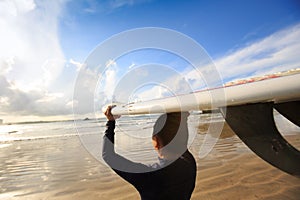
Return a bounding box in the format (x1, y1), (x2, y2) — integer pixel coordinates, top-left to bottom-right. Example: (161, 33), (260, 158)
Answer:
(102, 106), (150, 176)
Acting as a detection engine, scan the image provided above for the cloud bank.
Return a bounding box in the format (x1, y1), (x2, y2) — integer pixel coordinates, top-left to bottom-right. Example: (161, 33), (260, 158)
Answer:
(0, 0), (299, 123)
(0, 0), (66, 89)
(0, 0), (73, 122)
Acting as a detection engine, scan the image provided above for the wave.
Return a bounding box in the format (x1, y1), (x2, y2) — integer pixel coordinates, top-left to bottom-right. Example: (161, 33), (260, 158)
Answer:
(0, 131), (103, 143)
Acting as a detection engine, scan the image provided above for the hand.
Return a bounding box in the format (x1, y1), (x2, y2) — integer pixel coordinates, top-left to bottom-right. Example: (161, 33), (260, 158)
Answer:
(104, 105), (121, 121)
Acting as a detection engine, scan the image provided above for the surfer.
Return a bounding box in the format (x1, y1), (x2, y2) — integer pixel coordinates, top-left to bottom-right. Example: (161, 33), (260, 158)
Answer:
(102, 106), (196, 200)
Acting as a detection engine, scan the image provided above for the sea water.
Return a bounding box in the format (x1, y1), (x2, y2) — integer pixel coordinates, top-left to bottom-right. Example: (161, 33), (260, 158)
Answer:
(0, 112), (299, 199)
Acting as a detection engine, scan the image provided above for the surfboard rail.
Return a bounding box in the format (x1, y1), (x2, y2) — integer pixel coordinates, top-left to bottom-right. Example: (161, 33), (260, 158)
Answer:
(110, 72), (300, 115)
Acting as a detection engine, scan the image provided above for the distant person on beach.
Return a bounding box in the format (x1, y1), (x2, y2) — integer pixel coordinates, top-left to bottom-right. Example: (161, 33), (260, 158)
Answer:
(102, 105), (197, 200)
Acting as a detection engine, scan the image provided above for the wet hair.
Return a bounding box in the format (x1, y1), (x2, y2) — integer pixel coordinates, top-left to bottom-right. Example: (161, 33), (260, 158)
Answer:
(152, 112), (189, 154)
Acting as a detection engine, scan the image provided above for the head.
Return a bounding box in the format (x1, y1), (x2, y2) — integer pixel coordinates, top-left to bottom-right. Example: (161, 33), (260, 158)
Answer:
(152, 112), (189, 158)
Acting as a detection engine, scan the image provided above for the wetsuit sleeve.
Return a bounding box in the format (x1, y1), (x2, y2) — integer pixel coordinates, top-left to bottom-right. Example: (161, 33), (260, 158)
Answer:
(102, 120), (150, 184)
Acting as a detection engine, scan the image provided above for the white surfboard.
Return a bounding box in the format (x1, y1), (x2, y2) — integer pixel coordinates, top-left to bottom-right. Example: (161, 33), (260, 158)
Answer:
(110, 71), (300, 115)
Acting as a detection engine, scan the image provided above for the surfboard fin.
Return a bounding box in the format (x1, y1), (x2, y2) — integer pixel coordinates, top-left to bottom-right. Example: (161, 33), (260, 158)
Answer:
(220, 102), (300, 177)
(274, 101), (300, 127)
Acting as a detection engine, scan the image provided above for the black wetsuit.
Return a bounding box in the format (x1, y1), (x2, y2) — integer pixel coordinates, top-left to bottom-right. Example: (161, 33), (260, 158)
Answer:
(102, 121), (197, 200)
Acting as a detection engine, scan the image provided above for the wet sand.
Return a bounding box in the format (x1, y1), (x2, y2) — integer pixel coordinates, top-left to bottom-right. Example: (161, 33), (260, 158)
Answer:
(0, 123), (299, 200)
(193, 152), (300, 200)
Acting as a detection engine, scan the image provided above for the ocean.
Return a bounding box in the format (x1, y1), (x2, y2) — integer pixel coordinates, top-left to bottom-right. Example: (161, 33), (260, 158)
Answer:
(0, 112), (299, 199)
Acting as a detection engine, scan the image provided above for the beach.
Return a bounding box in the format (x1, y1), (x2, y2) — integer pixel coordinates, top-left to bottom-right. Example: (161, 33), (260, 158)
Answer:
(0, 115), (299, 200)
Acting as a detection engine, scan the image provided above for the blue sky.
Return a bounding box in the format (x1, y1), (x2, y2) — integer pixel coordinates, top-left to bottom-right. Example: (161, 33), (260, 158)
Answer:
(0, 0), (300, 122)
(60, 0), (300, 60)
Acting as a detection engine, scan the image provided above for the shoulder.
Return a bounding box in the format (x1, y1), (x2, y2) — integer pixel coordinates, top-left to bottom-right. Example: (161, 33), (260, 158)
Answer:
(179, 151), (197, 169)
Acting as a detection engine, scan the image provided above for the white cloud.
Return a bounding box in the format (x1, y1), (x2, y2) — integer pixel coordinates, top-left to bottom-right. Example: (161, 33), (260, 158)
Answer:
(132, 85), (169, 102)
(0, 0), (67, 90)
(78, 0), (152, 14)
(0, 75), (72, 117)
(0, 56), (14, 75)
(0, 0), (36, 17)
(35, 92), (64, 103)
(69, 58), (84, 71)
(109, 0), (152, 9)
(128, 63), (136, 69)
(66, 100), (78, 109)
(0, 0), (72, 122)
(105, 59), (117, 68)
(215, 23), (300, 81)
(102, 60), (118, 99)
